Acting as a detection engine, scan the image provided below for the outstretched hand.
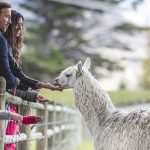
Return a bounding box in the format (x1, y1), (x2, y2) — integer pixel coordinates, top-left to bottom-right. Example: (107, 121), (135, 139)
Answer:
(36, 93), (49, 103)
(35, 82), (63, 91)
(47, 83), (63, 91)
(10, 112), (22, 125)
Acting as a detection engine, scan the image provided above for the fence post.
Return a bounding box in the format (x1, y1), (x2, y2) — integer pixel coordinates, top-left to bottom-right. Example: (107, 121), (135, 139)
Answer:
(18, 104), (31, 150)
(52, 103), (57, 150)
(0, 77), (6, 150)
(36, 102), (48, 150)
(58, 105), (63, 149)
(47, 102), (57, 149)
(47, 103), (54, 149)
(43, 102), (48, 149)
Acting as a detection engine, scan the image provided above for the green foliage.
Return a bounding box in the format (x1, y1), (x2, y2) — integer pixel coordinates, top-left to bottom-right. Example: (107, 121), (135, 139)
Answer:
(24, 31), (39, 43)
(141, 30), (150, 89)
(22, 47), (69, 77)
(20, 0), (95, 78)
(20, 0), (145, 80)
(21, 0), (85, 48)
(97, 0), (144, 9)
(115, 23), (144, 32)
(97, 0), (118, 4)
(141, 58), (150, 89)
(119, 81), (127, 90)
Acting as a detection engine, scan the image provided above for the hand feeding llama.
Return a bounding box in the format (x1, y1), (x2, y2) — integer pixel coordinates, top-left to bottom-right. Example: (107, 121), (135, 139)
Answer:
(54, 58), (150, 150)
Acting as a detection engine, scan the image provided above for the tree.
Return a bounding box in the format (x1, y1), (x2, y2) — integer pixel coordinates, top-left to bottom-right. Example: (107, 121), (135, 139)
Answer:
(20, 0), (119, 79)
(20, 0), (87, 78)
(20, 0), (144, 80)
(141, 58), (150, 89)
(141, 29), (150, 89)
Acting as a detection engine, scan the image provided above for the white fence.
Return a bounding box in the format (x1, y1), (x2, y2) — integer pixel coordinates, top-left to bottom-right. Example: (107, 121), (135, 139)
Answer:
(0, 77), (82, 150)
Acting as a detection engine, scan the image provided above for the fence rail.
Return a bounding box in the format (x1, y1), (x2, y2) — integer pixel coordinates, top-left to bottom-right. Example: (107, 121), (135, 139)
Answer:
(0, 77), (82, 150)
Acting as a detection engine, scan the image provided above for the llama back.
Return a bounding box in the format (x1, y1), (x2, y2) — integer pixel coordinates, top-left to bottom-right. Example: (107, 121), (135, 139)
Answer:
(94, 109), (150, 150)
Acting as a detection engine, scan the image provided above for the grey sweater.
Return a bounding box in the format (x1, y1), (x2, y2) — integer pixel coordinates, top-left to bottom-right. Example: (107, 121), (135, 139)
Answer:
(7, 89), (37, 102)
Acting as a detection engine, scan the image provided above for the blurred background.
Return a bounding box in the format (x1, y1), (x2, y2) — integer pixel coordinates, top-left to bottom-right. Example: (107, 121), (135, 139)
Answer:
(5, 0), (150, 149)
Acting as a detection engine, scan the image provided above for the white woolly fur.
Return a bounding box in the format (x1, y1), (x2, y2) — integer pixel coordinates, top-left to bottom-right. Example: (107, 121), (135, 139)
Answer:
(54, 58), (150, 150)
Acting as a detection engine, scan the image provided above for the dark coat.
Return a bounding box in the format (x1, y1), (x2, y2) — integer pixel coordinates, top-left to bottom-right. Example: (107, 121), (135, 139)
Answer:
(0, 32), (18, 89)
(0, 32), (39, 102)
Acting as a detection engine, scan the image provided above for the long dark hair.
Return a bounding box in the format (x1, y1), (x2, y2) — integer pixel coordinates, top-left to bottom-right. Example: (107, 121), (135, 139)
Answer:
(5, 10), (24, 63)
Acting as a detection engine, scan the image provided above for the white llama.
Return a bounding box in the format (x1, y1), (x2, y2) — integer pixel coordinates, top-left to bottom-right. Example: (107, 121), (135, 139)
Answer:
(54, 58), (150, 150)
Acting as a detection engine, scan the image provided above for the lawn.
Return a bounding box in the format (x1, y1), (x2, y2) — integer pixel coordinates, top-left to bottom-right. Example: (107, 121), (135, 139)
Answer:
(40, 89), (74, 106)
(109, 90), (150, 106)
(30, 140), (93, 150)
(40, 89), (150, 107)
(72, 140), (93, 150)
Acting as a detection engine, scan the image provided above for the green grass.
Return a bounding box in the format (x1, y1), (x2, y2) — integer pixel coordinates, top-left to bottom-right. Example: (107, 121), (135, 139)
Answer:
(31, 141), (36, 150)
(40, 89), (150, 107)
(40, 89), (74, 106)
(109, 90), (150, 106)
(30, 140), (93, 150)
(72, 140), (93, 150)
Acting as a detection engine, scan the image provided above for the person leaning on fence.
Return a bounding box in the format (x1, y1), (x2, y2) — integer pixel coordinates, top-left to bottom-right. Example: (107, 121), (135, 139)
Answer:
(0, 3), (62, 116)
(0, 3), (62, 150)
(0, 3), (40, 150)
(2, 9), (62, 100)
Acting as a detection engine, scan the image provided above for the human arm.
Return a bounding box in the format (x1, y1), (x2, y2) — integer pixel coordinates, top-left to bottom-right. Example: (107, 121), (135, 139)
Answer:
(7, 89), (37, 102)
(8, 48), (62, 91)
(0, 110), (10, 120)
(7, 89), (48, 103)
(0, 110), (22, 124)
(9, 112), (22, 124)
(35, 82), (63, 91)
(8, 48), (38, 90)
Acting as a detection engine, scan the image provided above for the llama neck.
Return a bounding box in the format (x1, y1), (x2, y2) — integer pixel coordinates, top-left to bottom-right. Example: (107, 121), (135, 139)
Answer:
(73, 71), (116, 136)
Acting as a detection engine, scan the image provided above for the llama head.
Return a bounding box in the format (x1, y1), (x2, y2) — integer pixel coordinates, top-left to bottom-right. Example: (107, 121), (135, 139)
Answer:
(54, 58), (91, 89)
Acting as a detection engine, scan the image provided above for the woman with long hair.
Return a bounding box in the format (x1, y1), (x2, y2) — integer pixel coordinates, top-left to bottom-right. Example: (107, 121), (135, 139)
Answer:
(4, 10), (62, 92)
(5, 10), (24, 63)
(3, 10), (62, 150)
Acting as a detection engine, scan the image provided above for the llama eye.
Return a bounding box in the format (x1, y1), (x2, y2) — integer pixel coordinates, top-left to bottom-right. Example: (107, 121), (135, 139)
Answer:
(66, 74), (72, 77)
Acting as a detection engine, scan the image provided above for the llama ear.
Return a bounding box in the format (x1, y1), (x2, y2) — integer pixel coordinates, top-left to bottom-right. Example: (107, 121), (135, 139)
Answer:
(76, 61), (83, 77)
(83, 57), (91, 70)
